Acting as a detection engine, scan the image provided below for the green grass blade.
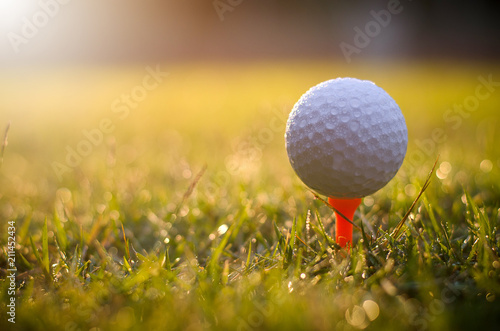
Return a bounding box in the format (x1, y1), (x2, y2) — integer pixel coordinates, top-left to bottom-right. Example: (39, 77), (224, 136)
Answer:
(391, 156), (438, 239)
(53, 209), (67, 252)
(18, 213), (32, 245)
(245, 241), (252, 271)
(42, 218), (50, 274)
(208, 221), (236, 278)
(30, 235), (52, 281)
(314, 209), (334, 246)
(30, 236), (43, 266)
(18, 252), (33, 270)
(163, 247), (172, 272)
(123, 256), (132, 273)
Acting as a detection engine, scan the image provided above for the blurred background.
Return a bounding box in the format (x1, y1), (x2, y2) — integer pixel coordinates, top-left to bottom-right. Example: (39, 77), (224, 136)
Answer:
(1, 0), (500, 64)
(0, 0), (499, 195)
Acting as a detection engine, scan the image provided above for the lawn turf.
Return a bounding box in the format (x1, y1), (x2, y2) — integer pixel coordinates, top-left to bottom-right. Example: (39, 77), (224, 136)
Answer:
(1, 60), (500, 330)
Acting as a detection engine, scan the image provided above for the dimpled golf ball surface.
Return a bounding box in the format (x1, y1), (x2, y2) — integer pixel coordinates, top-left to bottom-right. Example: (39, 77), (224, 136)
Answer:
(285, 78), (408, 198)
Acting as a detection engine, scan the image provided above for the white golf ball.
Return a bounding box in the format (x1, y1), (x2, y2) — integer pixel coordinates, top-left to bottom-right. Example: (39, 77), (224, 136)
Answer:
(285, 77), (408, 198)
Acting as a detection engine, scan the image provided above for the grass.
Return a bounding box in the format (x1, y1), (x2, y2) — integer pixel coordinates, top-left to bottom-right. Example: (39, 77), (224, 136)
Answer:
(1, 60), (500, 330)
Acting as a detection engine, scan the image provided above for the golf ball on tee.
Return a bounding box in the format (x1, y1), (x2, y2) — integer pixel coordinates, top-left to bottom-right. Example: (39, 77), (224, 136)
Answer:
(285, 77), (408, 199)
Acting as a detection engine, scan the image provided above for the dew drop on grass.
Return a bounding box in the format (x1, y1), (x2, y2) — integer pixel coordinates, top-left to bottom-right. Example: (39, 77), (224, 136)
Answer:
(217, 224), (228, 235)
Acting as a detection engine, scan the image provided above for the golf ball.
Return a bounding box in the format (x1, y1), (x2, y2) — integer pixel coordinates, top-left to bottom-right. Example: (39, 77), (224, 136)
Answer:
(285, 77), (408, 198)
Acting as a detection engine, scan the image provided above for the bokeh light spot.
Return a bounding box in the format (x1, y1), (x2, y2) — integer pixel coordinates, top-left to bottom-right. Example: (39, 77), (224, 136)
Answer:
(362, 300), (380, 321)
(480, 159), (493, 173)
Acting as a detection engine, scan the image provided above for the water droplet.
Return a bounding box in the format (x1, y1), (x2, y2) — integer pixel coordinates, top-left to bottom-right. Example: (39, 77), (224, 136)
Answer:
(337, 97), (347, 108)
(350, 97), (361, 108)
(217, 224), (228, 235)
(349, 120), (360, 131)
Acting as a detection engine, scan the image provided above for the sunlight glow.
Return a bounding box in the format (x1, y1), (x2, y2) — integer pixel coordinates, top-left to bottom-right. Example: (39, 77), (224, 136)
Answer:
(0, 0), (35, 30)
